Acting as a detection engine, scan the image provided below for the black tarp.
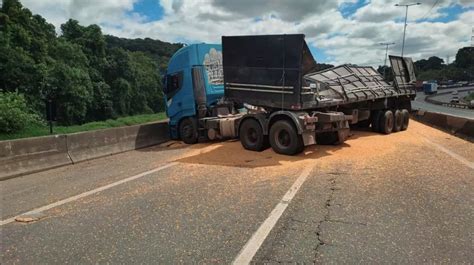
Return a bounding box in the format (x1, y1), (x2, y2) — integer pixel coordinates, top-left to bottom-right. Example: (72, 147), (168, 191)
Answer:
(222, 34), (316, 109)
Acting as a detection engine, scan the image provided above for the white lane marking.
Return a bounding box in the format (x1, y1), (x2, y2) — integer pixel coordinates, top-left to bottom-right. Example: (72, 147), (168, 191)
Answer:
(1, 162), (178, 226)
(422, 137), (474, 170)
(232, 164), (315, 265)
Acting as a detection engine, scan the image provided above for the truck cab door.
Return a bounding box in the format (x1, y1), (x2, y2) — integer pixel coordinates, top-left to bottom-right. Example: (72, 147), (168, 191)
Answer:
(164, 69), (197, 122)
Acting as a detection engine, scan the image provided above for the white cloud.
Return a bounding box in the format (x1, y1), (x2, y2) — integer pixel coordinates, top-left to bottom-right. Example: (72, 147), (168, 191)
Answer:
(17, 0), (474, 67)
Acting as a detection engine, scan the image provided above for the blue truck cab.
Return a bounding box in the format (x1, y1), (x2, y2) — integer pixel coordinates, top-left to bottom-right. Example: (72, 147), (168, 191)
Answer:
(163, 44), (224, 139)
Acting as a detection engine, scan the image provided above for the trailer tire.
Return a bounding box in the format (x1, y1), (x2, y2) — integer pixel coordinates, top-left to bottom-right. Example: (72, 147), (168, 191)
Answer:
(316, 132), (339, 145)
(239, 118), (268, 152)
(269, 120), (303, 155)
(393, 109), (403, 132)
(179, 117), (199, 144)
(401, 109), (409, 131)
(371, 111), (383, 132)
(379, 110), (394, 134)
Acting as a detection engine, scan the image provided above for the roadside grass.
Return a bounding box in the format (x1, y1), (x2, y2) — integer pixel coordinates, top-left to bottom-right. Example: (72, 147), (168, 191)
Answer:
(0, 112), (167, 141)
(464, 92), (474, 102)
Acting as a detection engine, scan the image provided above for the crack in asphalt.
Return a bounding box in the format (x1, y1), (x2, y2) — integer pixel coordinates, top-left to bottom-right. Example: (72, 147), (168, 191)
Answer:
(326, 219), (367, 226)
(257, 169), (361, 263)
(313, 176), (338, 260)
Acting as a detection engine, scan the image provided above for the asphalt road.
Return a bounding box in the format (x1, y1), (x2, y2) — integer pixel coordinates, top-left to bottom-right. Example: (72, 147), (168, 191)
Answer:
(430, 89), (472, 103)
(1, 120), (473, 264)
(412, 86), (474, 119)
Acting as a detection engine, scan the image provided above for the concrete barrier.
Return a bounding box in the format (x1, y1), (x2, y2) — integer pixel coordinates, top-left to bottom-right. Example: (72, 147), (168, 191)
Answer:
(412, 110), (473, 142)
(67, 121), (169, 163)
(0, 135), (72, 180)
(0, 121), (170, 180)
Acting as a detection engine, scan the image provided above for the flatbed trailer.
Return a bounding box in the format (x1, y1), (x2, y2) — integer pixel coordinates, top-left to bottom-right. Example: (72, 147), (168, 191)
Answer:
(163, 34), (416, 155)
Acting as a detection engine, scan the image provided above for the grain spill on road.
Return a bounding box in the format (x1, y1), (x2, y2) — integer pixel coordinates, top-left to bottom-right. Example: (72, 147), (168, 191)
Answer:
(53, 120), (471, 213)
(174, 126), (423, 173)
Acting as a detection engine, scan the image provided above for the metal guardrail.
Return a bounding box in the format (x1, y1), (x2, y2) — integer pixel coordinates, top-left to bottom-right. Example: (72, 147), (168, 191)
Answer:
(441, 103), (471, 109)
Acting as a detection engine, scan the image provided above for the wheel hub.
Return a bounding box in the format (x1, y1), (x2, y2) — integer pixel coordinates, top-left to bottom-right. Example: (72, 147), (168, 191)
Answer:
(277, 130), (291, 147)
(247, 128), (258, 143)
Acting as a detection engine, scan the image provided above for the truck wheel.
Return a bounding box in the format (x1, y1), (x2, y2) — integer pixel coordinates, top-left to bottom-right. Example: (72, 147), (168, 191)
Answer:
(393, 109), (402, 132)
(269, 120), (303, 155)
(379, 110), (394, 134)
(371, 111), (383, 132)
(401, 109), (410, 131)
(179, 117), (198, 144)
(316, 132), (339, 145)
(239, 119), (268, 151)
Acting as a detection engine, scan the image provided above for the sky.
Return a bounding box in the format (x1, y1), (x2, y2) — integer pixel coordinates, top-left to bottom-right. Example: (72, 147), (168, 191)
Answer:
(12, 0), (474, 66)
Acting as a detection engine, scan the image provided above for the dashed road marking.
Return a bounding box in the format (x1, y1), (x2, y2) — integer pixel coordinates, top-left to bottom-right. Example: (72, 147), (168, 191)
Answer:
(0, 162), (178, 226)
(232, 164), (315, 265)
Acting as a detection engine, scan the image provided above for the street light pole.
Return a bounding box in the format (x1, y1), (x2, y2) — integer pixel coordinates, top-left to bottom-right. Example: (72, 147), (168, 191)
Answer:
(395, 2), (421, 57)
(379, 42), (395, 79)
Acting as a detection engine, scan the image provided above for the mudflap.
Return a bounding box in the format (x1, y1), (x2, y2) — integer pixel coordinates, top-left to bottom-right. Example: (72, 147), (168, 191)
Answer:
(302, 131), (316, 146)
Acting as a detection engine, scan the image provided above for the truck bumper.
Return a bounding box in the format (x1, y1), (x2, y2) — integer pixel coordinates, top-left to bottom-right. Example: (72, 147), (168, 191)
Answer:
(169, 124), (179, 139)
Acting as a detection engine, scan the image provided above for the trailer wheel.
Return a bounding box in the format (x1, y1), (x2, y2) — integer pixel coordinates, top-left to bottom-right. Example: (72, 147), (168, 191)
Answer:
(371, 111), (383, 132)
(316, 132), (339, 145)
(401, 109), (410, 131)
(179, 117), (198, 144)
(269, 120), (303, 155)
(239, 119), (268, 152)
(393, 109), (403, 132)
(379, 110), (394, 134)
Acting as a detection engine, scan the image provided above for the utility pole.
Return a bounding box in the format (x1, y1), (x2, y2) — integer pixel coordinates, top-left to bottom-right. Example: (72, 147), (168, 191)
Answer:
(395, 2), (421, 57)
(471, 27), (473, 47)
(379, 42), (395, 79)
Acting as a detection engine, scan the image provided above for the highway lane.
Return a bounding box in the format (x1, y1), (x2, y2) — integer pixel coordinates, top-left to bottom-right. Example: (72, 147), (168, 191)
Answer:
(430, 89), (472, 103)
(412, 86), (474, 119)
(1, 120), (473, 263)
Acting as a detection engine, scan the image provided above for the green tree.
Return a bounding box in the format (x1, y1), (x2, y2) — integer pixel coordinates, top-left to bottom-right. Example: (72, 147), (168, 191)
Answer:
(414, 56), (444, 72)
(377, 65), (394, 82)
(129, 51), (164, 113)
(1, 0), (178, 128)
(0, 91), (41, 133)
(111, 78), (132, 115)
(455, 47), (473, 68)
(44, 63), (93, 125)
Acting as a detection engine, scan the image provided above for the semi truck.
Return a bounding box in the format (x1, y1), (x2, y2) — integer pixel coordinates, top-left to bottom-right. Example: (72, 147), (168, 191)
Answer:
(423, 80), (438, 95)
(163, 34), (416, 155)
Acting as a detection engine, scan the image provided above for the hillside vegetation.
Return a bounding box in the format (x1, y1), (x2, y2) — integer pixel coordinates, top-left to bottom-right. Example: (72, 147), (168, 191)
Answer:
(377, 47), (474, 82)
(0, 0), (182, 133)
